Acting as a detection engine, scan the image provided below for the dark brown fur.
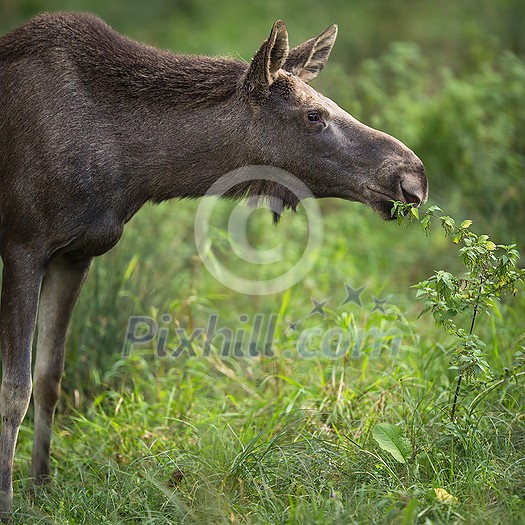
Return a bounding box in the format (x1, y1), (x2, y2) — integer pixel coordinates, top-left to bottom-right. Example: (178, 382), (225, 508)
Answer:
(1, 14), (246, 108)
(0, 13), (427, 518)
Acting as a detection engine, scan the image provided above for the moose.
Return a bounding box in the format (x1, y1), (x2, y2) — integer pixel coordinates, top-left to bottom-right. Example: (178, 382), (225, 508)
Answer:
(0, 12), (427, 516)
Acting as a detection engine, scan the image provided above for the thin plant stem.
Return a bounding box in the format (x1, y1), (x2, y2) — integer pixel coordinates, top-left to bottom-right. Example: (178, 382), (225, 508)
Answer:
(450, 277), (483, 421)
(450, 373), (463, 421)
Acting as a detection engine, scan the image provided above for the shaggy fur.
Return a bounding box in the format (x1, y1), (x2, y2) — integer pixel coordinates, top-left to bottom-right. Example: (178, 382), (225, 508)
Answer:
(0, 14), (427, 519)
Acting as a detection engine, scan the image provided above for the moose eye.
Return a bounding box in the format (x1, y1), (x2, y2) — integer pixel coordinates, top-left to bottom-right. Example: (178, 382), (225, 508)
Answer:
(307, 112), (321, 122)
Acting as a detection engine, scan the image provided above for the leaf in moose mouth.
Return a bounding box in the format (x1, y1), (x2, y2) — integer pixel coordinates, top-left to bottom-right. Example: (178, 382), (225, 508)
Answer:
(372, 423), (411, 464)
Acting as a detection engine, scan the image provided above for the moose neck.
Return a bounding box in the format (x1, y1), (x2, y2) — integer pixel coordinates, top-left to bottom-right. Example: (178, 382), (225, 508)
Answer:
(81, 47), (252, 215)
(116, 94), (250, 207)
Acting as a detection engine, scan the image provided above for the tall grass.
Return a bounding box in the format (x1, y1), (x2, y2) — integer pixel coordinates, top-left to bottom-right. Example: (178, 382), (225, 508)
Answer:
(1, 1), (524, 523)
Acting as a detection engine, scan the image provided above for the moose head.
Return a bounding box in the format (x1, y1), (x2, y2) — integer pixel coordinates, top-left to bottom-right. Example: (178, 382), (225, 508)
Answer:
(237, 20), (428, 220)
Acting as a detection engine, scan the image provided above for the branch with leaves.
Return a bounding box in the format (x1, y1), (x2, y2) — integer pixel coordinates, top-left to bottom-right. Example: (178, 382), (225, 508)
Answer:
(392, 201), (525, 420)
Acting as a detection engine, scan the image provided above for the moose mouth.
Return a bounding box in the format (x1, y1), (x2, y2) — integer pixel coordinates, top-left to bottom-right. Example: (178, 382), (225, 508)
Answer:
(366, 182), (426, 220)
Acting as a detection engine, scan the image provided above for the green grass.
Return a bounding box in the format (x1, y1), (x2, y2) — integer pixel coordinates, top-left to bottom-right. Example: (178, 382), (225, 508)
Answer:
(8, 198), (525, 524)
(2, 1), (525, 522)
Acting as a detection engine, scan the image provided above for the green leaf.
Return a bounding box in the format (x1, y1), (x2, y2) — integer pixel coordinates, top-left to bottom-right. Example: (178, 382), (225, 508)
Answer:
(391, 201), (400, 218)
(402, 498), (419, 525)
(372, 423), (411, 463)
(421, 214), (432, 236)
(440, 216), (456, 235)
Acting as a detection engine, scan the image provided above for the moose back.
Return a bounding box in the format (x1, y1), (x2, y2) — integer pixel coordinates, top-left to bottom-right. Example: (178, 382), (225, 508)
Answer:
(0, 13), (427, 517)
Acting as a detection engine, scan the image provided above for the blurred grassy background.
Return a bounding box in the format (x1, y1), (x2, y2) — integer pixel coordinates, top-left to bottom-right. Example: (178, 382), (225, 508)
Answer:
(2, 0), (524, 240)
(1, 0), (524, 394)
(2, 0), (525, 66)
(2, 2), (525, 523)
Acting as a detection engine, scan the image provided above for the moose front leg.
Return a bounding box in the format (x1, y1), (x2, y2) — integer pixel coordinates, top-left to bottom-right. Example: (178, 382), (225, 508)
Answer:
(30, 255), (92, 484)
(0, 248), (44, 518)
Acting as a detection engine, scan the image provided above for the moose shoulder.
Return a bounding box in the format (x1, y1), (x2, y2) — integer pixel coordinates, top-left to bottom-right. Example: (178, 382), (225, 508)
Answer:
(0, 13), (427, 518)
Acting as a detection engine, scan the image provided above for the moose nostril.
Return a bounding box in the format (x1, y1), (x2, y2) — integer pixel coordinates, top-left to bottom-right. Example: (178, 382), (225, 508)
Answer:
(400, 176), (427, 206)
(401, 185), (422, 206)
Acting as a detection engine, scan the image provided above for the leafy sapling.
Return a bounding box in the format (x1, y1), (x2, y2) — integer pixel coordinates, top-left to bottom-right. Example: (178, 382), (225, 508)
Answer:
(392, 201), (525, 420)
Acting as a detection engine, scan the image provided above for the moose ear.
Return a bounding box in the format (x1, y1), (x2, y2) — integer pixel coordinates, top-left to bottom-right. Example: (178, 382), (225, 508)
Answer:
(283, 24), (338, 83)
(245, 20), (289, 104)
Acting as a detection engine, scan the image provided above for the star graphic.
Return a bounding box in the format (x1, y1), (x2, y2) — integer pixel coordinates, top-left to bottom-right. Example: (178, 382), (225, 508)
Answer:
(288, 320), (300, 331)
(340, 284), (366, 308)
(394, 312), (406, 323)
(371, 295), (390, 313)
(308, 298), (329, 317)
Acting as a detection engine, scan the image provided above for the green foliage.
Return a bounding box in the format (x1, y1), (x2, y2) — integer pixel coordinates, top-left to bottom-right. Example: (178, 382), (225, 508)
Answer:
(372, 423), (411, 464)
(393, 201), (525, 419)
(326, 47), (525, 244)
(1, 2), (524, 523)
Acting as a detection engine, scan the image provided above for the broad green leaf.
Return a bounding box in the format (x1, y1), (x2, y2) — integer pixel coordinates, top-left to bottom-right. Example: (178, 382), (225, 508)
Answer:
(372, 423), (411, 463)
(401, 498), (419, 525)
